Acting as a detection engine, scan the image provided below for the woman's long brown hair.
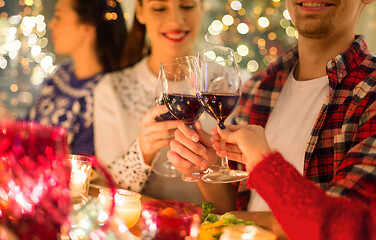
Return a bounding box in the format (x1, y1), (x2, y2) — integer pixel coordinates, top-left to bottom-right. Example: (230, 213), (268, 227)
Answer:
(121, 0), (150, 68)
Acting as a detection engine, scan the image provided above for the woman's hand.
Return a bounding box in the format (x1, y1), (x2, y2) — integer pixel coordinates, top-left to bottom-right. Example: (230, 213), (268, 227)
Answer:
(167, 121), (218, 174)
(139, 105), (179, 165)
(211, 125), (272, 173)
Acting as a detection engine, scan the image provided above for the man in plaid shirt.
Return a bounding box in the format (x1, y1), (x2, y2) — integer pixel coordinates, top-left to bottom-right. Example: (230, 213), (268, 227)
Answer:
(233, 34), (376, 211)
(168, 0), (376, 235)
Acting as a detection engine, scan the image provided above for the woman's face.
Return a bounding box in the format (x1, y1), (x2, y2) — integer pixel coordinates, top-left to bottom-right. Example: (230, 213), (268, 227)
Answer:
(48, 0), (91, 55)
(137, 0), (204, 59)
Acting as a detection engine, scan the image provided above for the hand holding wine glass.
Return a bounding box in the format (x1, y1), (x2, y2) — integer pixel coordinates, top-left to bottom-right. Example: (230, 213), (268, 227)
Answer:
(197, 46), (248, 183)
(151, 69), (181, 178)
(160, 56), (212, 182)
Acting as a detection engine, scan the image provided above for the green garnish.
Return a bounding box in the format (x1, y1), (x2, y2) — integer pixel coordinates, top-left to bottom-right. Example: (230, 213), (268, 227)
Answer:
(200, 202), (215, 223)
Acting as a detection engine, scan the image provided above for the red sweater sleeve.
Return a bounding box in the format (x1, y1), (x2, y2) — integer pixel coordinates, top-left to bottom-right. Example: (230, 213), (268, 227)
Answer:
(247, 152), (375, 240)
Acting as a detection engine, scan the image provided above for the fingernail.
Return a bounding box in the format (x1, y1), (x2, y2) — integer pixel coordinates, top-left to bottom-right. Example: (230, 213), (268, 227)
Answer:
(192, 135), (199, 142)
(218, 122), (226, 130)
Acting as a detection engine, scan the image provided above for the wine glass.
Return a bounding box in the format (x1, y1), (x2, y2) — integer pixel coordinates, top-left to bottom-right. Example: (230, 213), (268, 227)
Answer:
(0, 120), (70, 239)
(160, 56), (210, 182)
(151, 73), (181, 178)
(197, 46), (248, 183)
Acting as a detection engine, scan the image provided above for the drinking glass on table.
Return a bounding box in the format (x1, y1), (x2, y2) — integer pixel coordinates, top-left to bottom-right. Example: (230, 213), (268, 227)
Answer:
(140, 200), (202, 240)
(160, 56), (211, 182)
(151, 72), (181, 178)
(197, 46), (248, 183)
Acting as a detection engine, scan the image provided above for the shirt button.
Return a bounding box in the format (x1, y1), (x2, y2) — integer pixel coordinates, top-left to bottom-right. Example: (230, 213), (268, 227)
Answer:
(338, 73), (342, 78)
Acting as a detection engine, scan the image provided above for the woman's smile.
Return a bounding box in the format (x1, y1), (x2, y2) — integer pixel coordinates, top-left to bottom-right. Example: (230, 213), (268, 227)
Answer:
(163, 30), (189, 42)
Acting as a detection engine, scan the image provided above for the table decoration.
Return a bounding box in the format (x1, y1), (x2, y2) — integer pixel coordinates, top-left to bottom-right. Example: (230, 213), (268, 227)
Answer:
(68, 198), (139, 240)
(0, 120), (121, 239)
(0, 120), (70, 240)
(66, 156), (122, 240)
(140, 200), (202, 240)
(98, 188), (142, 229)
(68, 154), (92, 202)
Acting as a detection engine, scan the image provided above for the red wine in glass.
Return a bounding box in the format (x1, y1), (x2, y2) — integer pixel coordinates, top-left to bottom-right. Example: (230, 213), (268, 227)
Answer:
(164, 93), (203, 126)
(197, 46), (248, 183)
(154, 98), (178, 122)
(199, 93), (240, 127)
(160, 56), (216, 182)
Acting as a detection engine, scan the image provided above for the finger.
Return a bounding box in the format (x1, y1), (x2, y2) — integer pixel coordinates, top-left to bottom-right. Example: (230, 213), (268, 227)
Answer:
(210, 127), (218, 135)
(149, 139), (171, 151)
(143, 105), (171, 123)
(167, 150), (195, 173)
(158, 129), (176, 140)
(169, 139), (208, 168)
(177, 122), (200, 142)
(216, 149), (243, 163)
(175, 128), (207, 156)
(210, 133), (221, 143)
(224, 143), (241, 153)
(142, 129), (175, 142)
(142, 121), (179, 136)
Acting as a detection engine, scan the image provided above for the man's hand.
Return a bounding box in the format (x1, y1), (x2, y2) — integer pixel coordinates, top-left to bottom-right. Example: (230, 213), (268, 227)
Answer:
(167, 121), (218, 174)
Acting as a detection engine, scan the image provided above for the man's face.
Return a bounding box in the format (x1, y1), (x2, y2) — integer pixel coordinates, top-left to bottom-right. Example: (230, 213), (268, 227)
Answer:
(286, 0), (363, 39)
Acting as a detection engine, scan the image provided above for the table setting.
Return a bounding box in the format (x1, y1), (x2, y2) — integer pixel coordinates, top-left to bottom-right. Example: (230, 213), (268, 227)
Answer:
(0, 121), (277, 239)
(0, 48), (278, 240)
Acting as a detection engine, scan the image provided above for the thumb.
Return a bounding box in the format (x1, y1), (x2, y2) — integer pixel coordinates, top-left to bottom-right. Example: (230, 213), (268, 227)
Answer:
(217, 125), (233, 143)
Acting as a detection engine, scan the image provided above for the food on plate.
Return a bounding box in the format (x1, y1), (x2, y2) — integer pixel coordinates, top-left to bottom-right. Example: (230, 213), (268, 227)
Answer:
(198, 203), (255, 240)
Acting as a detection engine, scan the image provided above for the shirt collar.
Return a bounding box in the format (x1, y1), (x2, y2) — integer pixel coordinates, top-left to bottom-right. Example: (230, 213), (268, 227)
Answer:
(267, 35), (370, 85)
(326, 35), (370, 84)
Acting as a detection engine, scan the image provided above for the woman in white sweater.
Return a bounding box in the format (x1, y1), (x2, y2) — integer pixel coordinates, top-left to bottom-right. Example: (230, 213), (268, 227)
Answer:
(94, 0), (212, 203)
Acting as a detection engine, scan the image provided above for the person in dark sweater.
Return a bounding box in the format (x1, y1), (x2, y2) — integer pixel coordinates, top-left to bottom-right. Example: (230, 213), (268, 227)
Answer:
(26, 0), (127, 155)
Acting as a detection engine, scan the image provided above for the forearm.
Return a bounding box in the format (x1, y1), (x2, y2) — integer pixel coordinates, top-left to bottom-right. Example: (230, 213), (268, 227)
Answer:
(197, 181), (237, 214)
(249, 152), (369, 240)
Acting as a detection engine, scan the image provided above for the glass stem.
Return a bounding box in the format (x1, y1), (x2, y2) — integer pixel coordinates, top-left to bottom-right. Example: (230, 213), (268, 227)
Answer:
(219, 122), (230, 171)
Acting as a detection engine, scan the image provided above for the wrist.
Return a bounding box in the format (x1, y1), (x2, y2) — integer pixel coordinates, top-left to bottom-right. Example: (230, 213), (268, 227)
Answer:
(246, 150), (275, 174)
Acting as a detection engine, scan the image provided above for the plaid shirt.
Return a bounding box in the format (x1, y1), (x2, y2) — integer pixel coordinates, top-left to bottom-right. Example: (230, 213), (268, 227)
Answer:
(233, 35), (376, 210)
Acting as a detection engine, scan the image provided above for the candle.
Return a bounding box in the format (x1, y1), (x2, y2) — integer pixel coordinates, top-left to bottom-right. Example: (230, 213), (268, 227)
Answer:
(68, 155), (92, 200)
(98, 188), (142, 229)
(69, 169), (87, 198)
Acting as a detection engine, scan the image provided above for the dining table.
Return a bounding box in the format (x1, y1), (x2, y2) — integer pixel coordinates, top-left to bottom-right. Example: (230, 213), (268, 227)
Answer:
(87, 178), (287, 240)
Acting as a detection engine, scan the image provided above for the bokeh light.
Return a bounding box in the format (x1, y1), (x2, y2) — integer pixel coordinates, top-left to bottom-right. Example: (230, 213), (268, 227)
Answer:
(222, 15), (234, 26)
(258, 17), (270, 28)
(230, 1), (242, 11)
(237, 45), (249, 57)
(237, 23), (249, 34)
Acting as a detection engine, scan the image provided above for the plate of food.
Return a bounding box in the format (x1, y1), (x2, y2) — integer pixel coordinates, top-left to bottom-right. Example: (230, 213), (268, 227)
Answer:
(198, 203), (276, 240)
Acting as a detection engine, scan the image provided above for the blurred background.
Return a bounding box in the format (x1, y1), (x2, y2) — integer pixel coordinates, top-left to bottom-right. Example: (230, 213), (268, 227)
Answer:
(0, 0), (375, 119)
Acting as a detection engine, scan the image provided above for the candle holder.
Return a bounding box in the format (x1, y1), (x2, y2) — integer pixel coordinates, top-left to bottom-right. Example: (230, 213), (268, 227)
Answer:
(98, 188), (142, 229)
(68, 154), (92, 203)
(140, 200), (202, 240)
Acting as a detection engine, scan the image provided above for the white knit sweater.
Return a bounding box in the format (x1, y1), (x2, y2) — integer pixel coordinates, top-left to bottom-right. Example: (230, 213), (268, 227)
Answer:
(94, 57), (213, 203)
